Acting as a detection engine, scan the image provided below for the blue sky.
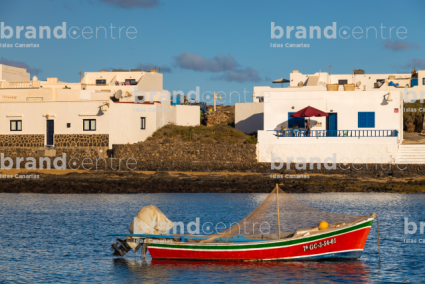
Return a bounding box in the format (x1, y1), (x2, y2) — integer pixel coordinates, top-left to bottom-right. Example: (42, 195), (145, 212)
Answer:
(1, 0), (424, 105)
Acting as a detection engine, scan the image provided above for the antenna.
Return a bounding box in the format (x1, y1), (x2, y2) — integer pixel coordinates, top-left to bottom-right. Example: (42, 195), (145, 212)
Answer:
(326, 65), (331, 84)
(78, 68), (82, 82)
(36, 69), (39, 76)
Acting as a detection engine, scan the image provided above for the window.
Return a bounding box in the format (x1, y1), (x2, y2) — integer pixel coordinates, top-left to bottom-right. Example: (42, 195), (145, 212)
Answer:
(338, 80), (348, 85)
(141, 117), (146, 130)
(83, 119), (96, 131)
(358, 112), (375, 128)
(423, 78), (425, 85)
(288, 113), (305, 128)
(67, 123), (71, 128)
(10, 120), (22, 131)
(95, 79), (106, 85)
(125, 79), (136, 85)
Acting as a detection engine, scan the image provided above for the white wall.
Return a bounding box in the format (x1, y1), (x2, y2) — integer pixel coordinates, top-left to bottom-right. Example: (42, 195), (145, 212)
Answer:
(257, 130), (399, 164)
(0, 65), (30, 81)
(235, 102), (264, 134)
(256, 90), (402, 164)
(0, 88), (112, 102)
(108, 103), (160, 146)
(108, 103), (200, 146)
(81, 71), (144, 85)
(0, 100), (110, 146)
(289, 71), (413, 90)
(263, 90), (403, 133)
(173, 105), (200, 126)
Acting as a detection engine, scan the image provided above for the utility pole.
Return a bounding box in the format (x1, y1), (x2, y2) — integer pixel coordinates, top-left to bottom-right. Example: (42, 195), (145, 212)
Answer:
(213, 91), (222, 112)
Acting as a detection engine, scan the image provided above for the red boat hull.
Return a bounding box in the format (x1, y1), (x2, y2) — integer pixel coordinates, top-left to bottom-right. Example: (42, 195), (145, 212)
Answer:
(147, 219), (373, 261)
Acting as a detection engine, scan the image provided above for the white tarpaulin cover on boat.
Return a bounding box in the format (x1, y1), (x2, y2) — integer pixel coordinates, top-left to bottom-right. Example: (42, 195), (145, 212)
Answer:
(129, 205), (173, 235)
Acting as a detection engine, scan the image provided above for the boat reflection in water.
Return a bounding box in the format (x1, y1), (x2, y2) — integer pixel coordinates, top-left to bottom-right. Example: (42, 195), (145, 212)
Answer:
(113, 258), (371, 283)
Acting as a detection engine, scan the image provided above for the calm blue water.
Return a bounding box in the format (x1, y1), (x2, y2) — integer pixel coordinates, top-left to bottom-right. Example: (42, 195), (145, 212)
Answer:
(0, 193), (424, 283)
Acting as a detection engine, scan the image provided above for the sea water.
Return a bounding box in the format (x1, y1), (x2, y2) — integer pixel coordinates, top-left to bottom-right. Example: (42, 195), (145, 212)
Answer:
(0, 193), (424, 283)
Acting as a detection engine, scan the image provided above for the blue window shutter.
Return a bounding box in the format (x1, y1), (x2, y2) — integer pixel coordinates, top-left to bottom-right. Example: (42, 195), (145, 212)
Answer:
(288, 112), (294, 128)
(358, 112), (375, 128)
(358, 112), (366, 127)
(297, 117), (305, 128)
(289, 112), (305, 128)
(368, 112), (375, 128)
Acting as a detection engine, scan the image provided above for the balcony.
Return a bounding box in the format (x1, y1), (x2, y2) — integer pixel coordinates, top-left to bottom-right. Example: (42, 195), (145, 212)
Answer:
(258, 129), (400, 145)
(272, 129), (398, 138)
(0, 81), (40, 88)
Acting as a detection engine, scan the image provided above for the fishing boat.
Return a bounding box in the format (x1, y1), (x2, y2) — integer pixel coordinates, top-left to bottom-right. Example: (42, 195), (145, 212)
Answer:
(109, 185), (380, 261)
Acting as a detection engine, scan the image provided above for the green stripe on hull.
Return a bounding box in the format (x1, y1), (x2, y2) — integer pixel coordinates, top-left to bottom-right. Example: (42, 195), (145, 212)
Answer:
(148, 219), (374, 251)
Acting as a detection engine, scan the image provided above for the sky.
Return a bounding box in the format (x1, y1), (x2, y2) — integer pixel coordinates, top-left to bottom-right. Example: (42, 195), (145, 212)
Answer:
(1, 0), (424, 105)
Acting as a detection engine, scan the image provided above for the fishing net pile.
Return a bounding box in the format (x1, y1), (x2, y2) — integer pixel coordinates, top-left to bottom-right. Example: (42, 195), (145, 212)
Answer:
(202, 185), (367, 242)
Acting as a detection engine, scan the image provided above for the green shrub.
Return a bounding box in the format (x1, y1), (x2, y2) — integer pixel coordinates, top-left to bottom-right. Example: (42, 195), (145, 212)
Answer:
(244, 135), (257, 144)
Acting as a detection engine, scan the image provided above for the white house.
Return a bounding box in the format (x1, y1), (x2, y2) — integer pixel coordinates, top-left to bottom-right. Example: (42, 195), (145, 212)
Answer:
(237, 68), (425, 135)
(236, 68), (425, 165)
(257, 90), (403, 165)
(0, 65), (200, 149)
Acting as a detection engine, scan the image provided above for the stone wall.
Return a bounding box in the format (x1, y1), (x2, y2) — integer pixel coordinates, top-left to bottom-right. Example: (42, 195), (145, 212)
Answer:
(0, 147), (108, 169)
(113, 144), (257, 162)
(0, 134), (108, 148)
(0, 134), (44, 147)
(110, 143), (264, 172)
(54, 134), (109, 147)
(0, 144), (420, 177)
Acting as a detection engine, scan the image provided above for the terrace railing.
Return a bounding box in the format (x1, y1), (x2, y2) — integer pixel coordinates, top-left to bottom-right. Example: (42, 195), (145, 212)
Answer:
(272, 129), (398, 138)
(0, 81), (36, 88)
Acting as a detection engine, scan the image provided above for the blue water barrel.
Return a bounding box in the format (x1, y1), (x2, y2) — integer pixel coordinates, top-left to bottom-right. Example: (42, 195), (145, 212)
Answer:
(171, 96), (181, 105)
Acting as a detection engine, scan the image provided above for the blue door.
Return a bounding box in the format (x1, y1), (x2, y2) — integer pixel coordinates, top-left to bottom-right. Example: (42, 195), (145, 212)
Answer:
(327, 113), (337, 137)
(46, 120), (54, 145)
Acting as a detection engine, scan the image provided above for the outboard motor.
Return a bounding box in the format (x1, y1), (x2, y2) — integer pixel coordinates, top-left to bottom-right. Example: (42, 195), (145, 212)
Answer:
(111, 238), (132, 256)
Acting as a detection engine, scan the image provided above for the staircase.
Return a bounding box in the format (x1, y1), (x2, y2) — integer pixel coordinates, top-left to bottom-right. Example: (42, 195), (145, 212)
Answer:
(398, 145), (425, 164)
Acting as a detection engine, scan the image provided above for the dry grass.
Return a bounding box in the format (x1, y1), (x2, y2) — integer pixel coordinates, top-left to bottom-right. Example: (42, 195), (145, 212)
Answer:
(145, 123), (256, 144)
(145, 105), (256, 144)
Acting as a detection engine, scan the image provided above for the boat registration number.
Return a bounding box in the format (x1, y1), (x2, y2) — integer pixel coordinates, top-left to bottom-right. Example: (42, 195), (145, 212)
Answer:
(132, 238), (144, 244)
(303, 238), (336, 251)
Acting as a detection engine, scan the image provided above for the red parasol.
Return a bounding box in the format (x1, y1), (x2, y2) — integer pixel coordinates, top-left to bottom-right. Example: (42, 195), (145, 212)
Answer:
(289, 106), (329, 118)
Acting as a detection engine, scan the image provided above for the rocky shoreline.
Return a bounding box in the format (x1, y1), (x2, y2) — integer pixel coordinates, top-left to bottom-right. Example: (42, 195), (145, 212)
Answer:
(1, 169), (425, 194)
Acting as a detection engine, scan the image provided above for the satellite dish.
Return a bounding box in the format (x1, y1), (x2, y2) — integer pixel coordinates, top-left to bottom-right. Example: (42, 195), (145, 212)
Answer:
(356, 81), (361, 87)
(114, 89), (122, 100)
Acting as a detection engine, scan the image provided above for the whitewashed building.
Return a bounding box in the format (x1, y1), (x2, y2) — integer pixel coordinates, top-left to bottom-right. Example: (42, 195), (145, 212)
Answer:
(236, 69), (425, 164)
(0, 66), (200, 150)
